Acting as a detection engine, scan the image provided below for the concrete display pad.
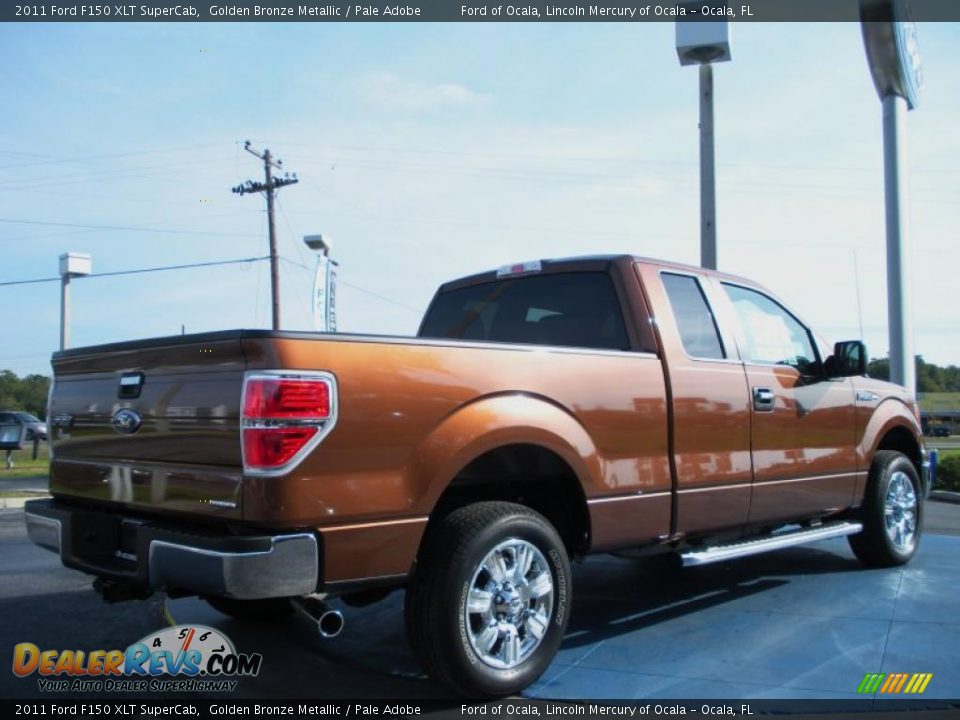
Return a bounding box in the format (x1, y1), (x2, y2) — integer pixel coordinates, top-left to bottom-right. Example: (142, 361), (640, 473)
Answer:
(167, 534), (960, 700)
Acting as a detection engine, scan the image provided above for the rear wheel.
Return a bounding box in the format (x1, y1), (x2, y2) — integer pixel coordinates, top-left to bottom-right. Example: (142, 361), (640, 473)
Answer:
(848, 450), (922, 568)
(203, 596), (293, 621)
(405, 501), (571, 698)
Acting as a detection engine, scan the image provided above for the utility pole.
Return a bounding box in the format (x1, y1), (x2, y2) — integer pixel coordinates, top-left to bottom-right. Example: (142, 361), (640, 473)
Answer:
(860, 1), (922, 394)
(698, 63), (717, 270)
(58, 252), (91, 350)
(232, 141), (299, 330)
(676, 17), (731, 270)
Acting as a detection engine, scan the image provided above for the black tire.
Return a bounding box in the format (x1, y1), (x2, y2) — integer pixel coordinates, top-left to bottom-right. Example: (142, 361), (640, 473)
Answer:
(405, 501), (571, 698)
(203, 596), (294, 621)
(848, 450), (923, 568)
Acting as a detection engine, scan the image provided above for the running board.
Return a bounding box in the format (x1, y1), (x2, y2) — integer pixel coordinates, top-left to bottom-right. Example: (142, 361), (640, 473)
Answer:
(680, 521), (863, 567)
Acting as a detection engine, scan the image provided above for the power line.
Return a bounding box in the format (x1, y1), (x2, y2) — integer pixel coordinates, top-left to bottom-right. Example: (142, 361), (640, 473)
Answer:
(0, 217), (261, 240)
(0, 256), (269, 288)
(275, 197), (320, 328)
(0, 142), (230, 172)
(251, 139), (960, 177)
(293, 153), (957, 200)
(0, 156), (237, 191)
(279, 257), (423, 315)
(339, 279), (424, 315)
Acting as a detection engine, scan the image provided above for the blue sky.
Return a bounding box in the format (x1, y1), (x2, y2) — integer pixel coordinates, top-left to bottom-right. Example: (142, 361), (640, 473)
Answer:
(1, 21), (958, 376)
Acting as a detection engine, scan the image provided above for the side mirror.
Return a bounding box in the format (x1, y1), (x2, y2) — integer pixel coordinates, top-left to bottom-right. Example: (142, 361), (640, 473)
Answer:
(826, 340), (867, 377)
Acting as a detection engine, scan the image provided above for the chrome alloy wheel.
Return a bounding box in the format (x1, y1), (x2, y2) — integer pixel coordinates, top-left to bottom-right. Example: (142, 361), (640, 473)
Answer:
(884, 471), (918, 551)
(464, 538), (554, 670)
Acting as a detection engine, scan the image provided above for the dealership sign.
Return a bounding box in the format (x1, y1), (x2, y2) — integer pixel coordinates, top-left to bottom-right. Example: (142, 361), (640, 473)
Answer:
(860, 0), (923, 108)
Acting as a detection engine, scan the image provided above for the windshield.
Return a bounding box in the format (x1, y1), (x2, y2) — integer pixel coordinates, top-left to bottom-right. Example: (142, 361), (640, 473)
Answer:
(16, 413), (41, 423)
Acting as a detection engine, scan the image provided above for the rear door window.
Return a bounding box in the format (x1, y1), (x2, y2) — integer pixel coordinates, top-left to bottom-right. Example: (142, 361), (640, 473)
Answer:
(661, 273), (725, 360)
(419, 272), (630, 351)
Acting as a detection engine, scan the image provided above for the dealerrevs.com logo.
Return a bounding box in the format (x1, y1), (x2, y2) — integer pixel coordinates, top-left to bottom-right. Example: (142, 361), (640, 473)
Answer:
(13, 625), (263, 693)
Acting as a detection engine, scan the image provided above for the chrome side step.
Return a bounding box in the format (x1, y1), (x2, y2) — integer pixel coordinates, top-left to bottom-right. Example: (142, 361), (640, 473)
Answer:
(680, 521), (863, 567)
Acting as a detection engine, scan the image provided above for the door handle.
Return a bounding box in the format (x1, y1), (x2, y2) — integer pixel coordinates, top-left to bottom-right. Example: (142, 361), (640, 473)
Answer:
(753, 387), (775, 412)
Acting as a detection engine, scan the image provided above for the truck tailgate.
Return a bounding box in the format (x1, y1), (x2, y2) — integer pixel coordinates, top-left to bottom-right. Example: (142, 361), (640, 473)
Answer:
(48, 332), (247, 520)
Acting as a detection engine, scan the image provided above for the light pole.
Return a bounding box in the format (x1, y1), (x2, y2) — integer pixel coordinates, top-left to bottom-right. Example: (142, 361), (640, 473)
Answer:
(303, 235), (338, 332)
(676, 15), (731, 270)
(58, 252), (91, 350)
(860, 1), (922, 394)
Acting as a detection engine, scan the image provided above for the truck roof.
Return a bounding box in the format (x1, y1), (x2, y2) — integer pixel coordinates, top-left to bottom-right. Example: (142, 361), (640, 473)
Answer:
(438, 254), (759, 292)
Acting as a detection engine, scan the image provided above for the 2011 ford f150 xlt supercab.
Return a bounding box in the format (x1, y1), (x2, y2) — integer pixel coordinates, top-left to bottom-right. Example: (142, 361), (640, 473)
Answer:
(26, 255), (929, 697)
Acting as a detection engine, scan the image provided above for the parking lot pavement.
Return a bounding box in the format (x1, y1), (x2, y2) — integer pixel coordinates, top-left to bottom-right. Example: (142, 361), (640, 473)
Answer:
(168, 501), (960, 701)
(0, 507), (454, 701)
(0, 475), (48, 493)
(0, 508), (166, 699)
(4, 501), (960, 701)
(924, 499), (960, 535)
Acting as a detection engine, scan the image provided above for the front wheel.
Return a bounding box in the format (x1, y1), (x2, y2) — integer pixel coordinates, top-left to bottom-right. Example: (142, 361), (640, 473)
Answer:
(848, 450), (923, 568)
(405, 502), (571, 698)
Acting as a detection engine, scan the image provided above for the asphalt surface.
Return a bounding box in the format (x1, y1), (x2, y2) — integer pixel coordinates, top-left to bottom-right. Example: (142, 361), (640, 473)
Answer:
(0, 506), (453, 702)
(2, 500), (959, 701)
(0, 508), (168, 699)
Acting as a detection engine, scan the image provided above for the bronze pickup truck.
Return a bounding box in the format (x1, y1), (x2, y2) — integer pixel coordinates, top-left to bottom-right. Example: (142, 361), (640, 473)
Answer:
(26, 255), (929, 697)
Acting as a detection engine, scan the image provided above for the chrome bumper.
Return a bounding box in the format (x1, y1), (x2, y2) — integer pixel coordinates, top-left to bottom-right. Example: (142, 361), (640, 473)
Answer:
(24, 499), (319, 600)
(147, 534), (318, 599)
(921, 441), (936, 498)
(922, 460), (932, 498)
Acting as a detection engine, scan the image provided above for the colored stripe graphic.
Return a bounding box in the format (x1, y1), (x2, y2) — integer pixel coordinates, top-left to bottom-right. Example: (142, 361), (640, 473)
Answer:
(906, 674), (933, 694)
(857, 674), (885, 694)
(857, 672), (932, 694)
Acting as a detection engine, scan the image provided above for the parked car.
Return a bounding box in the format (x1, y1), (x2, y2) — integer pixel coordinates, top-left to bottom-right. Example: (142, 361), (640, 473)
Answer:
(25, 255), (929, 697)
(0, 411), (47, 441)
(931, 426), (951, 438)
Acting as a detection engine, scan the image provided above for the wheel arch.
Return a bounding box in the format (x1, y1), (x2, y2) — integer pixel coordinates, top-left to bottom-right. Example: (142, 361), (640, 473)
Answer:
(407, 393), (600, 554)
(876, 425), (922, 471)
(858, 399), (924, 501)
(433, 442), (592, 554)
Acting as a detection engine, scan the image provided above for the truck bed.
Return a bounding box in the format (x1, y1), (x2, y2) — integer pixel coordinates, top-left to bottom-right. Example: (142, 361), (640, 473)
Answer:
(48, 329), (671, 534)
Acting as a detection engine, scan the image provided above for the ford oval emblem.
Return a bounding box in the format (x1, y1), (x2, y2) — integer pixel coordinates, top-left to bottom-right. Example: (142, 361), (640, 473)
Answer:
(111, 409), (142, 434)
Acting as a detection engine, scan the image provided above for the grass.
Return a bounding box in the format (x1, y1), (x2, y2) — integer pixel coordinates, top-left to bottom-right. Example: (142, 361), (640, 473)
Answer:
(1, 444), (50, 479)
(0, 489), (47, 499)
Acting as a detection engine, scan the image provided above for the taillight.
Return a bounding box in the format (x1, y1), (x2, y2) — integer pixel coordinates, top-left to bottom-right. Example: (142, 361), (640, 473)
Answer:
(243, 378), (330, 419)
(241, 372), (337, 475)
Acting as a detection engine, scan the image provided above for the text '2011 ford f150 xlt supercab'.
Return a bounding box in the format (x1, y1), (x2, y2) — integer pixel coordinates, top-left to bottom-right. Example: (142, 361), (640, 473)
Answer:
(26, 255), (929, 697)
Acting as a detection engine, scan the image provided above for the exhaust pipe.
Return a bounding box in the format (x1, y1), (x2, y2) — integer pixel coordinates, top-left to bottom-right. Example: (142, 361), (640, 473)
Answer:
(291, 596), (345, 639)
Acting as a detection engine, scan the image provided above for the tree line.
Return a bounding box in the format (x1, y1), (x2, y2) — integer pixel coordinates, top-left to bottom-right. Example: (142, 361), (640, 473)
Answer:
(866, 357), (960, 394)
(0, 371), (51, 419)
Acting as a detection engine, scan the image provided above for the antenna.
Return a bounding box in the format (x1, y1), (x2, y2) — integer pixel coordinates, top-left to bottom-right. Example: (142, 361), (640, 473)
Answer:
(853, 249), (865, 342)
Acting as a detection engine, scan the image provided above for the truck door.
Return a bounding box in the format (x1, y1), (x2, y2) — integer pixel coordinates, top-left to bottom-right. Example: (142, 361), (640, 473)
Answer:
(718, 282), (857, 525)
(638, 265), (753, 535)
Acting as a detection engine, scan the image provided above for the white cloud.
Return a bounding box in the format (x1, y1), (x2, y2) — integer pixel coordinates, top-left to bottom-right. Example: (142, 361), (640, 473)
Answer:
(356, 72), (491, 111)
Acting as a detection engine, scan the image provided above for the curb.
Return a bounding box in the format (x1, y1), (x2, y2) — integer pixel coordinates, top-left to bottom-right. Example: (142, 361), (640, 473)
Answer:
(930, 490), (960, 505)
(0, 494), (50, 510)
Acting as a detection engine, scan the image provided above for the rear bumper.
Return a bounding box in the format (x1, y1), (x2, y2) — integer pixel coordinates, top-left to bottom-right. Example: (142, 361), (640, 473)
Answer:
(24, 499), (319, 600)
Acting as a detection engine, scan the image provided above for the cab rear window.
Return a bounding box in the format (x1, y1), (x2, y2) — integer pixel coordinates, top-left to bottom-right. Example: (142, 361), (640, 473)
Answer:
(419, 272), (630, 351)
